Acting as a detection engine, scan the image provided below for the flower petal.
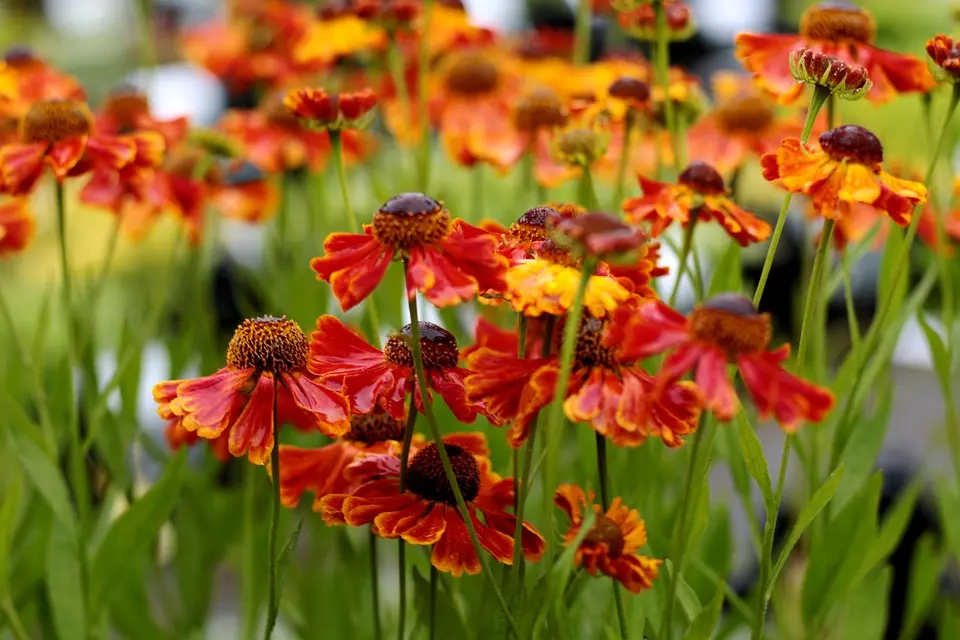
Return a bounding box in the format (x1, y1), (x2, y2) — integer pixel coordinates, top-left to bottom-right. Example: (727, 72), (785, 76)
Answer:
(310, 230), (392, 311)
(280, 372), (351, 437)
(738, 347), (835, 431)
(228, 374), (276, 464)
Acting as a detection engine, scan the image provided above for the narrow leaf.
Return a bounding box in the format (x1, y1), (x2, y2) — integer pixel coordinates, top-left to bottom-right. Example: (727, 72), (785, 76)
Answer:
(903, 533), (945, 639)
(854, 478), (921, 584)
(683, 590), (723, 640)
(0, 473), (23, 600)
(735, 413), (773, 508)
(46, 523), (87, 640)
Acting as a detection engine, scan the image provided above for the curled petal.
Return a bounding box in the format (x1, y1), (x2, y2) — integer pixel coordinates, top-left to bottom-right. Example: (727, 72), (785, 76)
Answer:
(554, 483), (592, 528)
(280, 372), (351, 437)
(738, 346), (835, 431)
(277, 442), (356, 508)
(407, 246), (478, 307)
(174, 368), (253, 437)
(228, 374), (276, 464)
(311, 229), (392, 311)
(464, 348), (549, 430)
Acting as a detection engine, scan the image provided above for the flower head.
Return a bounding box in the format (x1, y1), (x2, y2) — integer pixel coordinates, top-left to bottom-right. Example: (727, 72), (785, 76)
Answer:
(789, 49), (871, 100)
(153, 316), (350, 464)
(617, 1), (695, 42)
(927, 35), (960, 83)
(555, 211), (647, 260)
(513, 87), (569, 133)
(0, 198), (34, 256)
(555, 484), (660, 594)
(284, 88), (379, 131)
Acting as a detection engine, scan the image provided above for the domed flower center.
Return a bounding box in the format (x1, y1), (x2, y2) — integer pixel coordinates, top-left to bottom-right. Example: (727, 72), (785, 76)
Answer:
(4, 46), (39, 68)
(226, 316), (310, 373)
(509, 206), (560, 243)
(690, 294), (772, 358)
(384, 321), (460, 369)
(554, 127), (607, 167)
(584, 515), (625, 558)
(536, 239), (579, 267)
(372, 192), (451, 250)
(714, 95), (775, 135)
(102, 88), (151, 133)
(678, 161), (727, 196)
(570, 315), (617, 370)
(21, 99), (92, 145)
(514, 87), (568, 132)
(443, 52), (499, 96)
(608, 77), (650, 104)
(345, 410), (406, 444)
(406, 443), (481, 504)
(800, 2), (875, 45)
(819, 124), (883, 166)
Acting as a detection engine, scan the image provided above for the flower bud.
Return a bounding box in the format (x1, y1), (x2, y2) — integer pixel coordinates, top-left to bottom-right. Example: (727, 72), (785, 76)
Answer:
(789, 49), (871, 100)
(927, 34), (960, 83)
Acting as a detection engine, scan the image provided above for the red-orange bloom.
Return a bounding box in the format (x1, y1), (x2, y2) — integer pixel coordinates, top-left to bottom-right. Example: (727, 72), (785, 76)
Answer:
(735, 1), (935, 104)
(153, 316), (350, 464)
(555, 484), (660, 593)
(927, 35), (960, 82)
(321, 432), (545, 577)
(0, 198), (34, 256)
(311, 192), (508, 310)
(309, 315), (482, 424)
(618, 0), (695, 41)
(624, 161), (772, 246)
(284, 87), (378, 131)
(761, 124), (927, 225)
(464, 304), (703, 447)
(0, 48), (85, 129)
(623, 296), (835, 431)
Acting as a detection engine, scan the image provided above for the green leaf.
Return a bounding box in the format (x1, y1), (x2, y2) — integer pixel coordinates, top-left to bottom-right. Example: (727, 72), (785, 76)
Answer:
(841, 566), (890, 640)
(412, 568), (472, 640)
(935, 480), (960, 561)
(903, 533), (944, 639)
(529, 512), (596, 637)
(735, 413), (773, 508)
(46, 523), (87, 640)
(916, 311), (951, 388)
(833, 382), (893, 512)
(684, 589), (723, 640)
(684, 470), (712, 560)
(854, 478), (921, 584)
(664, 559), (703, 622)
(89, 452), (186, 615)
(877, 224), (906, 318)
(708, 241), (743, 296)
(0, 472), (23, 600)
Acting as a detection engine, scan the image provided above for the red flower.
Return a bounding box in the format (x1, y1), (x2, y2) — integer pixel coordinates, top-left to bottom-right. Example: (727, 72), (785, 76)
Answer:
(308, 315), (482, 424)
(93, 86), (189, 145)
(927, 34), (960, 82)
(284, 87), (378, 131)
(153, 316), (350, 464)
(0, 47), (85, 132)
(622, 295), (835, 431)
(464, 304), (703, 447)
(321, 432), (545, 577)
(311, 192), (508, 311)
(735, 2), (935, 104)
(0, 198), (34, 256)
(555, 484), (661, 594)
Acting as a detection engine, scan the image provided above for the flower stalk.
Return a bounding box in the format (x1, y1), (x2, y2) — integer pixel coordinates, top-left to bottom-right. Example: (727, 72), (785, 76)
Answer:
(263, 378), (282, 640)
(416, 0), (434, 191)
(653, 0), (680, 171)
(596, 432), (629, 638)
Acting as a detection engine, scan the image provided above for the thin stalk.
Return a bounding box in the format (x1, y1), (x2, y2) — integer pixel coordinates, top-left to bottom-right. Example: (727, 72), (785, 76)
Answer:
(274, 172), (291, 264)
(396, 393), (419, 640)
(90, 214), (122, 310)
(653, 0), (679, 171)
(369, 531), (383, 640)
(668, 215), (698, 306)
(518, 148), (536, 207)
(397, 542), (406, 640)
(404, 264), (517, 631)
(660, 422), (706, 640)
(416, 1), (434, 191)
(429, 564), (438, 640)
(574, 0), (592, 65)
(596, 433), (629, 638)
(512, 315), (529, 516)
(613, 113), (635, 210)
(578, 169), (601, 210)
(242, 464), (258, 640)
(841, 250), (861, 348)
(753, 86), (831, 307)
(263, 379), (282, 640)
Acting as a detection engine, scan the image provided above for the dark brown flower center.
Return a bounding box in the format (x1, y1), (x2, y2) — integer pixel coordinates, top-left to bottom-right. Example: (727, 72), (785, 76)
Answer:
(608, 77), (650, 103)
(514, 87), (568, 132)
(536, 239), (579, 267)
(584, 515), (625, 558)
(3, 45), (39, 68)
(226, 316), (310, 373)
(345, 410), (406, 444)
(383, 321), (460, 369)
(443, 52), (499, 96)
(102, 87), (151, 132)
(678, 161), (726, 196)
(690, 294), (772, 358)
(570, 315), (618, 370)
(510, 206), (560, 243)
(406, 443), (480, 504)
(21, 99), (92, 145)
(372, 192), (451, 250)
(713, 95), (775, 135)
(819, 124), (883, 166)
(800, 2), (875, 45)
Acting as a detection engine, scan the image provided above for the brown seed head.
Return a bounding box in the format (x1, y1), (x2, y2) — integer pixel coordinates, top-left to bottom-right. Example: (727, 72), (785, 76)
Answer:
(407, 443), (481, 504)
(713, 95), (775, 135)
(608, 77), (651, 104)
(102, 86), (151, 132)
(690, 294), (772, 358)
(510, 206), (561, 243)
(678, 161), (726, 196)
(819, 124), (883, 166)
(226, 316), (310, 373)
(21, 99), (92, 145)
(383, 322), (460, 369)
(345, 410), (406, 444)
(443, 52), (500, 96)
(514, 87), (568, 132)
(584, 515), (626, 558)
(800, 2), (875, 44)
(372, 192), (451, 250)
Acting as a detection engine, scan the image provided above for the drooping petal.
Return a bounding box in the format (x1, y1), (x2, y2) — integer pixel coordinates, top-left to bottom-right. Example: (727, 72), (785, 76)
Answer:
(464, 349), (551, 430)
(0, 198), (35, 256)
(398, 503), (448, 544)
(512, 365), (559, 446)
(617, 300), (692, 361)
(47, 135), (90, 178)
(310, 229), (393, 311)
(738, 346), (835, 431)
(342, 492), (422, 527)
(601, 554), (662, 594)
(173, 368), (254, 437)
(440, 219), (510, 294)
(700, 197), (772, 246)
(460, 316), (520, 360)
(480, 507), (546, 563)
(859, 44), (936, 103)
(733, 33), (807, 103)
(431, 508), (482, 577)
(554, 483), (590, 527)
(429, 368), (479, 424)
(277, 442), (356, 508)
(692, 344), (739, 421)
(406, 245), (479, 307)
(0, 143), (47, 196)
(280, 372), (351, 437)
(227, 374), (277, 464)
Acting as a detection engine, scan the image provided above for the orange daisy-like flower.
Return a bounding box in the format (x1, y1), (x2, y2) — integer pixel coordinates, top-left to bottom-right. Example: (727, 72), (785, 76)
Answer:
(0, 47), (85, 127)
(623, 295), (835, 431)
(686, 72), (811, 175)
(927, 34), (960, 83)
(321, 432), (545, 577)
(284, 87), (378, 131)
(153, 316), (350, 464)
(308, 315), (482, 424)
(465, 304), (703, 447)
(761, 124), (927, 225)
(93, 86), (189, 145)
(624, 161), (772, 246)
(555, 484), (661, 594)
(311, 192), (508, 310)
(735, 1), (935, 104)
(0, 198), (34, 256)
(294, 12), (387, 66)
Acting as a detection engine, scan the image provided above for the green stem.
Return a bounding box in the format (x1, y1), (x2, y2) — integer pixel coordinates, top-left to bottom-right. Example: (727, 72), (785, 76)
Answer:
(613, 113), (635, 211)
(90, 214), (122, 311)
(404, 262), (517, 632)
(596, 433), (629, 638)
(263, 379), (282, 640)
(416, 1), (434, 191)
(578, 169), (600, 210)
(242, 465), (257, 640)
(668, 214), (698, 306)
(841, 251), (861, 348)
(397, 541), (406, 640)
(574, 0), (592, 65)
(369, 531), (383, 640)
(429, 564), (438, 640)
(1, 596), (30, 640)
(653, 0), (680, 172)
(396, 391), (418, 640)
(753, 86), (830, 308)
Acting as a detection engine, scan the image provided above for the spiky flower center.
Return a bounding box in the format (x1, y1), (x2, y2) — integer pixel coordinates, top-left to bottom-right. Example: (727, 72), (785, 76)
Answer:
(689, 294), (771, 358)
(514, 88), (568, 132)
(226, 316), (309, 373)
(510, 206), (560, 243)
(21, 99), (92, 145)
(345, 410), (406, 444)
(384, 321), (460, 369)
(536, 239), (579, 267)
(372, 192), (451, 250)
(406, 443), (481, 504)
(678, 161), (726, 196)
(584, 515), (625, 558)
(571, 315), (618, 370)
(800, 2), (875, 44)
(443, 52), (499, 96)
(819, 124), (883, 166)
(713, 95), (774, 135)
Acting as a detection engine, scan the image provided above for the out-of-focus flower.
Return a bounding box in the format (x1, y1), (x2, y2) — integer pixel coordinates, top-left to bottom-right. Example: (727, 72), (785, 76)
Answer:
(311, 192), (508, 310)
(789, 49), (872, 100)
(0, 198), (34, 256)
(93, 85), (189, 144)
(624, 161), (772, 246)
(622, 295), (834, 430)
(465, 304), (703, 446)
(296, 12), (386, 65)
(153, 316), (351, 464)
(0, 47), (85, 124)
(320, 432), (545, 577)
(618, 0), (696, 42)
(736, 1), (935, 104)
(761, 124), (926, 225)
(555, 484), (661, 594)
(649, 65), (705, 130)
(555, 211), (647, 259)
(308, 315), (482, 423)
(926, 34), (960, 83)
(284, 87), (378, 131)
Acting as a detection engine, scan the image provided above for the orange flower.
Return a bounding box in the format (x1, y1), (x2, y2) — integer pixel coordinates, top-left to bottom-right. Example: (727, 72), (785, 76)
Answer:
(153, 316), (350, 464)
(308, 315), (482, 424)
(927, 35), (960, 83)
(618, 0), (695, 41)
(93, 86), (189, 145)
(295, 13), (387, 66)
(624, 161), (772, 246)
(555, 484), (661, 594)
(622, 295), (835, 431)
(464, 304), (703, 447)
(320, 432), (545, 577)
(0, 198), (34, 256)
(761, 124), (927, 225)
(735, 1), (935, 104)
(284, 87), (378, 131)
(0, 47), (85, 126)
(311, 192), (508, 310)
